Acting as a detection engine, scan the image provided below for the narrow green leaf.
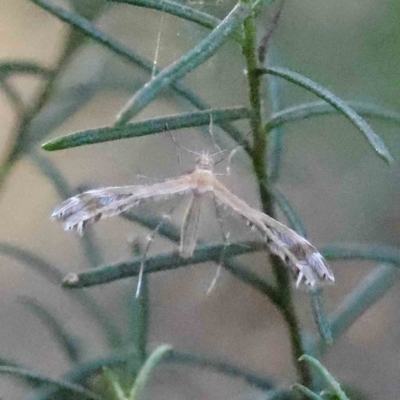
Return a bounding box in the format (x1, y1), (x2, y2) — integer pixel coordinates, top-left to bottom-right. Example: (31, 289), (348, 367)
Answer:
(130, 275), (149, 364)
(0, 242), (121, 348)
(29, 84), (102, 146)
(0, 242), (63, 283)
(292, 383), (324, 400)
(30, 0), (245, 147)
(309, 287), (333, 346)
(0, 79), (25, 116)
(0, 82), (99, 195)
(166, 350), (275, 390)
(0, 357), (19, 367)
(0, 359), (43, 388)
(108, 0), (223, 33)
(0, 24), (91, 193)
(66, 349), (140, 383)
(116, 2), (251, 124)
(261, 67), (393, 163)
(265, 101), (400, 131)
(29, 350), (139, 400)
(67, 0), (106, 19)
(299, 355), (350, 400)
(317, 242), (400, 345)
(103, 367), (127, 400)
(0, 366), (102, 400)
(129, 345), (172, 400)
(18, 296), (81, 364)
(265, 388), (293, 400)
(0, 61), (53, 78)
(322, 242), (400, 266)
(109, 0), (246, 44)
(31, 345), (274, 400)
(62, 240), (265, 289)
(312, 264), (400, 356)
(36, 347), (270, 400)
(30, 150), (73, 199)
(42, 107), (249, 150)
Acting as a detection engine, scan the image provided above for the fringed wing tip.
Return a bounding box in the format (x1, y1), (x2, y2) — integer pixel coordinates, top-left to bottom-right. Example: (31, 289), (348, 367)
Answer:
(51, 198), (97, 236)
(295, 252), (334, 288)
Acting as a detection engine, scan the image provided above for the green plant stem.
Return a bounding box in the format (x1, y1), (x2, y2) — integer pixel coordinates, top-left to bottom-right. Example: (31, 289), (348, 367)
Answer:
(242, 13), (265, 180)
(241, 5), (311, 387)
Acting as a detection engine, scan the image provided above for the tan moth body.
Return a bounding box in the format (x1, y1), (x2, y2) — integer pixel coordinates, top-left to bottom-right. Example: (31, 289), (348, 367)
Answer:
(52, 153), (334, 287)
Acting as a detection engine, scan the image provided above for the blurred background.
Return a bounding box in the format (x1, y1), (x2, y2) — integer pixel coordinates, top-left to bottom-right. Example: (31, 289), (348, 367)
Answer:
(1, 0), (400, 398)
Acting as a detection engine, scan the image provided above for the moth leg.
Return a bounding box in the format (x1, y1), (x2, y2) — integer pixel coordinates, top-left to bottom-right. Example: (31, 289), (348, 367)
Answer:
(136, 168), (167, 183)
(296, 272), (304, 288)
(180, 192), (204, 258)
(135, 202), (179, 297)
(206, 197), (230, 294)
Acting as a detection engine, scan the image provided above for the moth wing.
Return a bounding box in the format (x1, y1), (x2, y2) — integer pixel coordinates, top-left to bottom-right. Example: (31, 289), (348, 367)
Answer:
(213, 181), (334, 286)
(179, 192), (204, 258)
(52, 176), (194, 234)
(259, 213), (334, 285)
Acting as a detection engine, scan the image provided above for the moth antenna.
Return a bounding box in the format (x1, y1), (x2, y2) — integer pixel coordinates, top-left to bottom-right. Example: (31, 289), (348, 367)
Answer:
(168, 130), (199, 156)
(207, 265), (222, 295)
(212, 128), (252, 167)
(208, 113), (222, 152)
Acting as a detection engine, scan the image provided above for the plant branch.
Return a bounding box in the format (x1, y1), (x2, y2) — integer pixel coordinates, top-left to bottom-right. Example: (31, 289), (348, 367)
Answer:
(0, 22), (87, 193)
(42, 107), (250, 151)
(108, 0), (245, 43)
(116, 1), (251, 124)
(30, 0), (246, 150)
(241, 6), (312, 387)
(259, 67), (393, 164)
(62, 241), (266, 289)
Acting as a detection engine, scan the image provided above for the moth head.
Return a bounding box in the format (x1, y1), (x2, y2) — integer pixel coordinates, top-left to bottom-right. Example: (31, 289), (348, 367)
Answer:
(195, 153), (214, 171)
